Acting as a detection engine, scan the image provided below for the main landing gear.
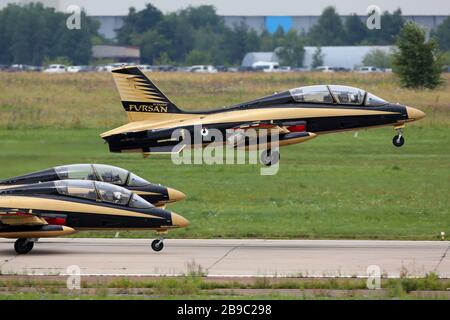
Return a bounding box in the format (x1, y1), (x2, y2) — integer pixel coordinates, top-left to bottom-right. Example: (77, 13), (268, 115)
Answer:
(14, 238), (36, 254)
(392, 127), (405, 147)
(260, 149), (280, 166)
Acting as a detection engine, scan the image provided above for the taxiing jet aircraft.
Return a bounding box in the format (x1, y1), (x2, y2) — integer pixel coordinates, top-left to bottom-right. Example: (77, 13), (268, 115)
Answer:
(0, 164), (185, 207)
(101, 66), (425, 165)
(0, 180), (189, 254)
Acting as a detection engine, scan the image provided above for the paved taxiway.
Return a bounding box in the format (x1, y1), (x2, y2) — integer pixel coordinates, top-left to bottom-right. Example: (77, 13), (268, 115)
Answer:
(0, 239), (448, 277)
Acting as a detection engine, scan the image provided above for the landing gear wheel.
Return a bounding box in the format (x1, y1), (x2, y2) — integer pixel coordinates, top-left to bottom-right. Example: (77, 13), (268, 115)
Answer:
(14, 238), (34, 254)
(392, 135), (405, 147)
(260, 149), (280, 166)
(151, 239), (164, 252)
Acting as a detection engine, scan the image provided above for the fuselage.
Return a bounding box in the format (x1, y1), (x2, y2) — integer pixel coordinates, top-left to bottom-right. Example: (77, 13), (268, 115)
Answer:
(102, 88), (425, 153)
(0, 181), (188, 239)
(0, 164), (185, 206)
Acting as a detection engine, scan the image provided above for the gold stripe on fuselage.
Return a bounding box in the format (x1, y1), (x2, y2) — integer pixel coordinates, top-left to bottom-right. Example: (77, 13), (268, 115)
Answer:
(0, 196), (163, 219)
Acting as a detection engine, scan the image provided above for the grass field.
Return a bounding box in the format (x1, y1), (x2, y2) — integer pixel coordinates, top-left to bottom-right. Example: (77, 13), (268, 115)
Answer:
(1, 274), (450, 300)
(0, 72), (449, 240)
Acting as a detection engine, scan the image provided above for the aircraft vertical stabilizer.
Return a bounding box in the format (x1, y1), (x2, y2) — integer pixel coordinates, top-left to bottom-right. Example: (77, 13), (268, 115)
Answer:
(111, 66), (184, 122)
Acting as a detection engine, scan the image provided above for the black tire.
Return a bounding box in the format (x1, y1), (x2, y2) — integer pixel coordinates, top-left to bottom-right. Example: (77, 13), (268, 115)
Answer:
(260, 149), (280, 166)
(392, 135), (405, 147)
(14, 238), (34, 254)
(151, 239), (164, 252)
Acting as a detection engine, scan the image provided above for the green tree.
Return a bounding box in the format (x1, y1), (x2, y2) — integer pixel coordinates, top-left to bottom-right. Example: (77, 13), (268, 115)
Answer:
(308, 6), (345, 45)
(179, 5), (223, 30)
(432, 16), (450, 51)
(311, 47), (324, 69)
(185, 50), (212, 65)
(137, 30), (171, 64)
(154, 52), (173, 65)
(366, 9), (404, 44)
(393, 22), (443, 89)
(344, 14), (367, 44)
(277, 30), (305, 67)
(116, 4), (163, 45)
(362, 49), (393, 69)
(221, 23), (261, 65)
(155, 13), (194, 62)
(0, 3), (98, 65)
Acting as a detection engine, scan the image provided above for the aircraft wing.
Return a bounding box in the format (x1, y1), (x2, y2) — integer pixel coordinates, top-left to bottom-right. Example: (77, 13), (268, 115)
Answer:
(228, 120), (316, 148)
(230, 121), (280, 131)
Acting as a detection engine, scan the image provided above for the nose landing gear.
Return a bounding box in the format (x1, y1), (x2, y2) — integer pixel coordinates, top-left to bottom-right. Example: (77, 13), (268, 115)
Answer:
(151, 231), (166, 252)
(392, 127), (405, 147)
(151, 238), (164, 252)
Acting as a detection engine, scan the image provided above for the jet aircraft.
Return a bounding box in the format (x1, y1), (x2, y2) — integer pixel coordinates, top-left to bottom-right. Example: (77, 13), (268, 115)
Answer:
(0, 180), (189, 254)
(101, 66), (426, 165)
(0, 164), (185, 207)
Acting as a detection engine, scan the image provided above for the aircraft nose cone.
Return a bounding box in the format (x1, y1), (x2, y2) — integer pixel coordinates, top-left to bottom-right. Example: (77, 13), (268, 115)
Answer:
(171, 212), (189, 228)
(167, 187), (186, 202)
(406, 106), (426, 121)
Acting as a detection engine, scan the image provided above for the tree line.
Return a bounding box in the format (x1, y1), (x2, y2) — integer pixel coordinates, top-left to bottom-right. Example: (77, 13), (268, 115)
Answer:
(1, 2), (449, 67)
(0, 3), (99, 65)
(116, 4), (414, 66)
(0, 2), (448, 88)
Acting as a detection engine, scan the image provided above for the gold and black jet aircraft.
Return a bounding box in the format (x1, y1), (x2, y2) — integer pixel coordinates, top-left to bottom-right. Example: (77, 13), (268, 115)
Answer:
(101, 66), (425, 165)
(0, 164), (185, 207)
(0, 180), (189, 254)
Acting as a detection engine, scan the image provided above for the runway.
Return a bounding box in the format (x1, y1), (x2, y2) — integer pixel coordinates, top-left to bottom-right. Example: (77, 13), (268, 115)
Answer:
(0, 238), (449, 278)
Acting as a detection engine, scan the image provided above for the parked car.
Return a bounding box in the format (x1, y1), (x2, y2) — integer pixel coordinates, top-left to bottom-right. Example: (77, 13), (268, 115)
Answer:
(153, 65), (177, 72)
(357, 66), (382, 73)
(237, 66), (256, 72)
(333, 67), (350, 72)
(315, 66), (335, 73)
(215, 65), (229, 72)
(68, 65), (96, 73)
(189, 65), (218, 73)
(279, 66), (292, 72)
(43, 64), (66, 73)
(252, 61), (280, 73)
(67, 66), (82, 73)
(138, 64), (156, 72)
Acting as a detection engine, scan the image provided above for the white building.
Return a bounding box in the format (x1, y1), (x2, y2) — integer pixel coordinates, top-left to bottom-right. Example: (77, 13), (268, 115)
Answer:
(243, 46), (394, 69)
(303, 46), (394, 69)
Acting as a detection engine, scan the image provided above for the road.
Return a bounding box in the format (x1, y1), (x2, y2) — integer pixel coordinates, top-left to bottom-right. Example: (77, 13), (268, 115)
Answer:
(0, 238), (449, 277)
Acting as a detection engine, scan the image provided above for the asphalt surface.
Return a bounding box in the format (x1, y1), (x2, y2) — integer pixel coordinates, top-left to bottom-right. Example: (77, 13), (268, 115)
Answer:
(0, 238), (448, 277)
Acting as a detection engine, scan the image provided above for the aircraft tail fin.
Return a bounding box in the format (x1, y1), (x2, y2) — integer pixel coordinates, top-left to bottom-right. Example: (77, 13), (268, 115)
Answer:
(111, 66), (184, 122)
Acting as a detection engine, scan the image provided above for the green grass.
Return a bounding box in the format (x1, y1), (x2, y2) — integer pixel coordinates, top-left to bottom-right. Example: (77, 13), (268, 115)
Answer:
(0, 124), (448, 240)
(1, 274), (449, 300)
(0, 72), (449, 129)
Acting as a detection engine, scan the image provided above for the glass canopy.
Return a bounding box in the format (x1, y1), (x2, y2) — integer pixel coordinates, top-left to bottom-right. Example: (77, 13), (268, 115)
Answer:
(54, 164), (150, 187)
(54, 180), (153, 208)
(289, 85), (387, 106)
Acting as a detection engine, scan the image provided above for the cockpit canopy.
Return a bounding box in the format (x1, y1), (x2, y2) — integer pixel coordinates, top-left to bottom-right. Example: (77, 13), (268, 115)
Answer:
(54, 164), (150, 187)
(54, 180), (153, 209)
(289, 85), (387, 106)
